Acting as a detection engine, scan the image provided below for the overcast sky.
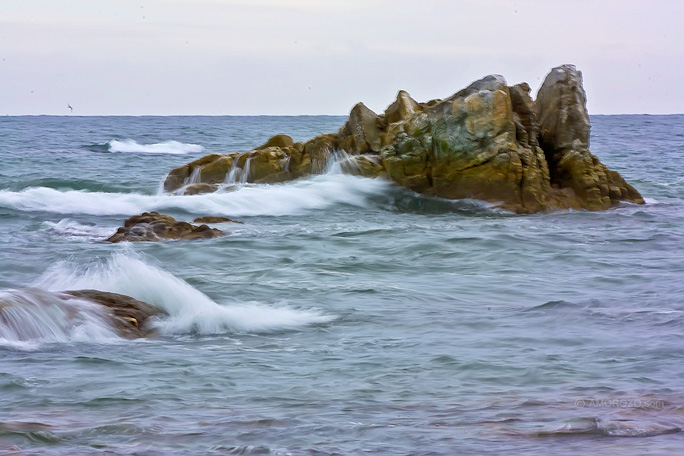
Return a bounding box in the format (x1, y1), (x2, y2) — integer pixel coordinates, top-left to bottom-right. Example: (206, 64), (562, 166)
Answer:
(1, 0), (682, 115)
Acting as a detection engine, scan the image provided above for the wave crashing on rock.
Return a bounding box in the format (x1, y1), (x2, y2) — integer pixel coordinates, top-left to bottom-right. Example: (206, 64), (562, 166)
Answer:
(163, 65), (644, 214)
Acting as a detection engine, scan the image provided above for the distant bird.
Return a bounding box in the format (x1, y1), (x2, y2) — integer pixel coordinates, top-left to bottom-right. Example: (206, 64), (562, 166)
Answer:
(67, 103), (73, 114)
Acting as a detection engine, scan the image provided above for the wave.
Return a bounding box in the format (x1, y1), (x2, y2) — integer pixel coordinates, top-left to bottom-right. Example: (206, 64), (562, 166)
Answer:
(33, 252), (332, 336)
(0, 288), (122, 349)
(10, 178), (126, 194)
(85, 139), (204, 155)
(530, 418), (681, 438)
(385, 190), (510, 216)
(40, 219), (116, 241)
(0, 173), (391, 217)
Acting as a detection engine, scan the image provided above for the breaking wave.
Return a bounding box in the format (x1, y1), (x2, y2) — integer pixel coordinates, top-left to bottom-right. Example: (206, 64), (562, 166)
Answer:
(87, 139), (204, 154)
(33, 252), (332, 337)
(0, 174), (391, 217)
(0, 288), (122, 349)
(41, 219), (117, 240)
(528, 418), (681, 438)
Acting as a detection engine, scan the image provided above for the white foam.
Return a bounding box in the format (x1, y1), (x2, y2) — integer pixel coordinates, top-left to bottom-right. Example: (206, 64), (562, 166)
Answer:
(34, 252), (332, 335)
(0, 288), (122, 349)
(0, 173), (391, 217)
(107, 139), (203, 154)
(596, 419), (681, 437)
(41, 219), (116, 240)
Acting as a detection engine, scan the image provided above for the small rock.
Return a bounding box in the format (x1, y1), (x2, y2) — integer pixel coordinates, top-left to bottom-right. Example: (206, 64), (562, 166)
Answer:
(63, 289), (163, 339)
(193, 216), (243, 224)
(106, 211), (224, 243)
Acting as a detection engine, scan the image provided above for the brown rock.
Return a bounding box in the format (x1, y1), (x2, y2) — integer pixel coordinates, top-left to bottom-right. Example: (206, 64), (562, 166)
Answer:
(163, 154), (224, 193)
(160, 65), (643, 213)
(509, 82), (540, 147)
(257, 134), (295, 149)
(198, 156), (235, 184)
(245, 146), (293, 183)
(0, 288), (165, 340)
(295, 133), (338, 174)
(338, 102), (383, 153)
(181, 183), (219, 195)
(537, 65), (590, 151)
(336, 153), (386, 178)
(385, 90), (422, 125)
(62, 290), (163, 339)
(193, 216), (243, 224)
(536, 64), (644, 210)
(381, 74), (543, 211)
(106, 211), (224, 243)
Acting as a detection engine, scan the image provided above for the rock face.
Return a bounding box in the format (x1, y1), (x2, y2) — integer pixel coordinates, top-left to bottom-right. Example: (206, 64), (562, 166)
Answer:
(106, 212), (224, 242)
(382, 75), (551, 211)
(63, 290), (162, 339)
(162, 65), (643, 213)
(536, 65), (643, 210)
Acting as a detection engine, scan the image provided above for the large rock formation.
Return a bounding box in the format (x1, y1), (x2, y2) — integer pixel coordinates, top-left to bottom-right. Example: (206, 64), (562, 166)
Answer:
(162, 65), (643, 213)
(106, 212), (225, 243)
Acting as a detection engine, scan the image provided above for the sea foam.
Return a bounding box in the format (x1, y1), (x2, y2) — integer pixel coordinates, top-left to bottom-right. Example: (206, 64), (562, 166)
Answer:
(34, 252), (332, 335)
(41, 219), (116, 240)
(107, 139), (203, 154)
(0, 173), (391, 217)
(0, 288), (122, 348)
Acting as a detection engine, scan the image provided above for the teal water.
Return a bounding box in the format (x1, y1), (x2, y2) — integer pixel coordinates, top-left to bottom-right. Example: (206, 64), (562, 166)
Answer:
(0, 115), (683, 455)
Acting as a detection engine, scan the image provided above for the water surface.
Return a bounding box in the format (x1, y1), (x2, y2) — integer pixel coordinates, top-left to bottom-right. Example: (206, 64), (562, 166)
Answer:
(1, 115), (683, 455)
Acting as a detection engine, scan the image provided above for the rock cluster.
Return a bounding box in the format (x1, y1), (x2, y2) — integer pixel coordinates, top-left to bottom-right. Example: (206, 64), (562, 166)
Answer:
(106, 211), (224, 243)
(163, 65), (643, 213)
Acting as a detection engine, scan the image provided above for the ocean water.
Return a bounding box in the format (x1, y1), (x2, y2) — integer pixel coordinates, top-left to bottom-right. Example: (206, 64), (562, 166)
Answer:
(0, 114), (683, 455)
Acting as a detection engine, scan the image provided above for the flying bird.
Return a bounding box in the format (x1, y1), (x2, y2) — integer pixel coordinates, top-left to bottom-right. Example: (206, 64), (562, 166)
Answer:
(67, 103), (73, 114)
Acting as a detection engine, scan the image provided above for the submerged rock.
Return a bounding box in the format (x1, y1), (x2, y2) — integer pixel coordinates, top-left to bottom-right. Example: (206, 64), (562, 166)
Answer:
(63, 289), (163, 339)
(0, 288), (163, 340)
(182, 183), (219, 195)
(106, 211), (224, 242)
(193, 216), (243, 224)
(162, 65), (644, 213)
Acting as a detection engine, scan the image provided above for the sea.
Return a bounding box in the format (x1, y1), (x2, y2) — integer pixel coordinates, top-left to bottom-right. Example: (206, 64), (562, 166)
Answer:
(0, 114), (683, 455)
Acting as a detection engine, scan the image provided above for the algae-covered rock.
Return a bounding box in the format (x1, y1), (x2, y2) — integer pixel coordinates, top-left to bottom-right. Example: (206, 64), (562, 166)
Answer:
(161, 65), (644, 213)
(380, 75), (545, 211)
(379, 68), (643, 212)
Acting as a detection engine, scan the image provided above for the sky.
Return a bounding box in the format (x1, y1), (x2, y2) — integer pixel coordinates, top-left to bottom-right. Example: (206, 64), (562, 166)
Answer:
(1, 0), (682, 115)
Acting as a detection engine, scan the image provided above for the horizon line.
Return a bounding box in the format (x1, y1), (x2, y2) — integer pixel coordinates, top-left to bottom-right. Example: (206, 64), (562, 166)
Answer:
(4, 112), (683, 118)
